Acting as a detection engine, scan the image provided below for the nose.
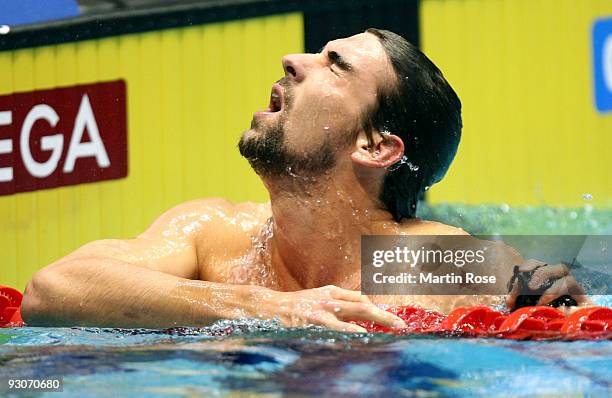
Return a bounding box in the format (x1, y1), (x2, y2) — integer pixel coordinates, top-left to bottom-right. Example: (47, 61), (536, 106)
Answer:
(282, 54), (306, 82)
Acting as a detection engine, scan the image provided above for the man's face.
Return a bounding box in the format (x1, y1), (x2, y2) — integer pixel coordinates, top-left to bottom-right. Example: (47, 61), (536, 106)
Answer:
(239, 32), (395, 177)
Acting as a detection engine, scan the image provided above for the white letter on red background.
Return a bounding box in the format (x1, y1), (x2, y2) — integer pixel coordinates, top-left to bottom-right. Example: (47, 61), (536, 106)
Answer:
(20, 105), (64, 178)
(0, 110), (12, 182)
(63, 94), (110, 173)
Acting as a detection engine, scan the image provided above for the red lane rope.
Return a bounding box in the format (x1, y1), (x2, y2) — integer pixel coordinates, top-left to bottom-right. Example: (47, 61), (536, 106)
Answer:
(1, 285), (610, 339)
(0, 285), (24, 327)
(351, 304), (612, 340)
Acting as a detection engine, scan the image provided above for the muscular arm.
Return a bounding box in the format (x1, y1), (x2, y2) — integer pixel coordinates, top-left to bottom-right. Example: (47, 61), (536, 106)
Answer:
(390, 222), (588, 312)
(21, 199), (261, 328)
(21, 199), (404, 331)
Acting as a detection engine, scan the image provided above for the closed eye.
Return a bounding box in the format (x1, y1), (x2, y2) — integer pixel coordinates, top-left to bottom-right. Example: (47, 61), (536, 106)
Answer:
(327, 50), (353, 72)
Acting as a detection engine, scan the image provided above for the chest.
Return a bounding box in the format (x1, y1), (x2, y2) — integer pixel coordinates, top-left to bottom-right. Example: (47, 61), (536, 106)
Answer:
(197, 237), (283, 289)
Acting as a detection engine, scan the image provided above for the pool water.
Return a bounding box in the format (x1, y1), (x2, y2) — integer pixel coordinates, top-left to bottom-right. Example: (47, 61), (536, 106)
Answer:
(1, 323), (611, 397)
(1, 204), (611, 397)
(418, 202), (612, 235)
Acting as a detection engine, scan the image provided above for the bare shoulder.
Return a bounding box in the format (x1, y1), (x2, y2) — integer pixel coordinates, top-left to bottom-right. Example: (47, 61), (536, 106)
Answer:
(144, 198), (271, 272)
(398, 218), (470, 236)
(144, 198), (271, 238)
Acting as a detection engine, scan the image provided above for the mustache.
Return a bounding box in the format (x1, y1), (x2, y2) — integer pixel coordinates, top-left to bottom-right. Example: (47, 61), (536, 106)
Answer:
(276, 77), (294, 109)
(276, 76), (291, 88)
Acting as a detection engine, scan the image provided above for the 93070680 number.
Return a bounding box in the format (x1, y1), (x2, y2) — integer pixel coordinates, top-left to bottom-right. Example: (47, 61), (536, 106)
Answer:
(4, 378), (63, 392)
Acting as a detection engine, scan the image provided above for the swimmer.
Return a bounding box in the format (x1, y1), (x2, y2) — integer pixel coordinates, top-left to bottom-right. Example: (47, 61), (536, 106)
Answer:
(20, 29), (588, 331)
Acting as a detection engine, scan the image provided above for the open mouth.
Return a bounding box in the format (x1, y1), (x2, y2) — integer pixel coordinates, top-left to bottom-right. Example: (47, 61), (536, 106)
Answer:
(266, 83), (284, 113)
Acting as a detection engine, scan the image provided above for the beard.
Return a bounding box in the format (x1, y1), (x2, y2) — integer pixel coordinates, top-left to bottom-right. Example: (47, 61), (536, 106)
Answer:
(238, 85), (337, 178)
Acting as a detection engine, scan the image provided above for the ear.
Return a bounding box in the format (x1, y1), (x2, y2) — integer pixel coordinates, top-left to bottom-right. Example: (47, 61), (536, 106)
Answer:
(351, 131), (405, 169)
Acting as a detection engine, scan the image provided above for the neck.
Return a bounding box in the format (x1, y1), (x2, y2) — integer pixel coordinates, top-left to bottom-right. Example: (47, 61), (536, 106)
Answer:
(263, 171), (395, 290)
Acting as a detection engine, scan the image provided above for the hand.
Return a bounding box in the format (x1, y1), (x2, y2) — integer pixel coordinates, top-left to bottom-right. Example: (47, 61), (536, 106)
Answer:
(257, 285), (406, 333)
(506, 259), (590, 309)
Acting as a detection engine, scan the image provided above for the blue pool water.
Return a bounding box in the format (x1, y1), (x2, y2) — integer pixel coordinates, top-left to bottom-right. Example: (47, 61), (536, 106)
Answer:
(1, 323), (611, 397)
(1, 204), (611, 397)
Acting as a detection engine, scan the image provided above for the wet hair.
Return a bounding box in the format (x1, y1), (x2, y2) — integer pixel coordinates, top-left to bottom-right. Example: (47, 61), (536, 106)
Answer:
(364, 28), (462, 220)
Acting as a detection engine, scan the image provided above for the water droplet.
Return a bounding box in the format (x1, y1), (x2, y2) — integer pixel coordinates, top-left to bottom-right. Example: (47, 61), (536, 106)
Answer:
(323, 126), (330, 130)
(500, 203), (510, 213)
(582, 193), (593, 201)
(0, 25), (10, 35)
(406, 161), (419, 171)
(569, 211), (578, 220)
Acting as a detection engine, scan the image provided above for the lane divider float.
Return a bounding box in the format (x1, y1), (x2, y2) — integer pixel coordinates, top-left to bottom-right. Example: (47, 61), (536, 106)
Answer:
(352, 304), (612, 340)
(1, 285), (610, 339)
(0, 285), (24, 327)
